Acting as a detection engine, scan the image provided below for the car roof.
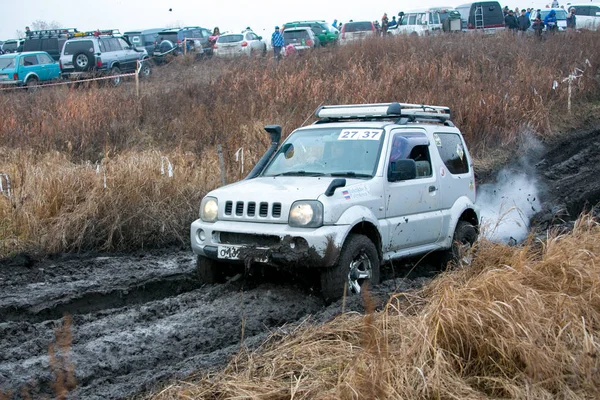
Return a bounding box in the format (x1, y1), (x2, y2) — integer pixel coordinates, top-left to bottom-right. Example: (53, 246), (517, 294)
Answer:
(0, 51), (48, 57)
(285, 20), (326, 24)
(124, 28), (165, 35)
(283, 27), (313, 32)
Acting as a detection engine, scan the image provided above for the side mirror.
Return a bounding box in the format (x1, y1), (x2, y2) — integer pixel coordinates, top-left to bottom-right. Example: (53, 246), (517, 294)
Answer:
(388, 159), (416, 182)
(398, 11), (405, 17)
(258, 36), (262, 40)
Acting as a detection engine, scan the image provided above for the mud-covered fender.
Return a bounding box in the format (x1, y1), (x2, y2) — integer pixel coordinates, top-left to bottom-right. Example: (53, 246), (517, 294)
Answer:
(23, 72), (39, 83)
(334, 205), (384, 245)
(441, 196), (480, 248)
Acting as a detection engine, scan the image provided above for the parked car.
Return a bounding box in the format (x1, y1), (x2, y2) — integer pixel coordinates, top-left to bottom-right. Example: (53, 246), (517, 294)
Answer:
(22, 28), (77, 61)
(530, 9), (568, 32)
(0, 51), (61, 89)
(569, 3), (600, 30)
(124, 28), (165, 56)
(153, 26), (213, 61)
(389, 8), (445, 36)
(339, 21), (376, 44)
(190, 102), (480, 302)
(60, 30), (151, 87)
(282, 20), (338, 45)
(282, 27), (318, 54)
(213, 30), (266, 58)
(455, 1), (505, 33)
(1, 39), (24, 54)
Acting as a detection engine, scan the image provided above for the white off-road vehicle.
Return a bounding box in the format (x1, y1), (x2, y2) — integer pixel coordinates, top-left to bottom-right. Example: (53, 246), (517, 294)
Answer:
(191, 102), (480, 302)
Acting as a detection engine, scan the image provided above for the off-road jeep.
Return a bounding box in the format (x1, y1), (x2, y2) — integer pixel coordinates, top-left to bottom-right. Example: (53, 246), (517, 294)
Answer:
(190, 102), (480, 302)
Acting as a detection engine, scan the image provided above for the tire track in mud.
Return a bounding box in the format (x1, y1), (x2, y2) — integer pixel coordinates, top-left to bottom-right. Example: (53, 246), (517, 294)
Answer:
(0, 250), (427, 399)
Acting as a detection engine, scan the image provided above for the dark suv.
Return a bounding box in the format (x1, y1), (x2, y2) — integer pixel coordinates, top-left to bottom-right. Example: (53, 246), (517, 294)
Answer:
(60, 30), (151, 86)
(124, 28), (164, 56)
(22, 28), (77, 61)
(153, 26), (213, 61)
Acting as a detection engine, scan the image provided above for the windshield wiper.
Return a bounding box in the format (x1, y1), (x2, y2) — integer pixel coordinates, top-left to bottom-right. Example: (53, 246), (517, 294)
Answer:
(271, 171), (325, 177)
(1, 62), (14, 70)
(330, 172), (373, 178)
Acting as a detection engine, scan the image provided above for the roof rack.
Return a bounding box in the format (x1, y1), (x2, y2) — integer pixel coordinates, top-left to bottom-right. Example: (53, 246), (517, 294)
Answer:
(26, 28), (79, 39)
(315, 102), (451, 122)
(73, 29), (121, 37)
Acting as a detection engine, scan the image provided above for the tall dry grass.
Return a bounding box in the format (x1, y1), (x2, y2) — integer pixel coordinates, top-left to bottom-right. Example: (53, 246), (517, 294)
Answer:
(152, 214), (600, 399)
(1, 32), (600, 257)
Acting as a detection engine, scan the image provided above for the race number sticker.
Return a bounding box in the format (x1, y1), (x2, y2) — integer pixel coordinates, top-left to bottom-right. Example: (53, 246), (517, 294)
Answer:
(338, 129), (383, 141)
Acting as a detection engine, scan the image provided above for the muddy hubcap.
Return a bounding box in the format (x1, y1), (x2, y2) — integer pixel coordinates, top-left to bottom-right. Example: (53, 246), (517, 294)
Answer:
(347, 252), (372, 294)
(76, 55), (87, 67)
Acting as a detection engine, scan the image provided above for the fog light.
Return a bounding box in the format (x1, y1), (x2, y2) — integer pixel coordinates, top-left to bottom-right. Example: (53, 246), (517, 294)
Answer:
(198, 229), (206, 242)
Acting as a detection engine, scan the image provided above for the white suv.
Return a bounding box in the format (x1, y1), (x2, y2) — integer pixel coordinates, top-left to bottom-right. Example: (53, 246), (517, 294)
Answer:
(190, 102), (480, 302)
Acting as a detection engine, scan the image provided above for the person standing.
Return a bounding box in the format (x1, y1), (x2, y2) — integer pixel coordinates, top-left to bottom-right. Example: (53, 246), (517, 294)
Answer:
(271, 26), (285, 59)
(381, 13), (389, 36)
(551, 0), (559, 8)
(566, 7), (577, 30)
(25, 26), (32, 37)
(544, 9), (558, 34)
(532, 15), (545, 38)
(518, 9), (531, 33)
(505, 10), (519, 31)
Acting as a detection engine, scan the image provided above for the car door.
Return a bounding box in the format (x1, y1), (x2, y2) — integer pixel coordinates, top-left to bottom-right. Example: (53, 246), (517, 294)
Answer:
(115, 37), (137, 72)
(19, 54), (40, 81)
(384, 130), (443, 250)
(36, 53), (58, 80)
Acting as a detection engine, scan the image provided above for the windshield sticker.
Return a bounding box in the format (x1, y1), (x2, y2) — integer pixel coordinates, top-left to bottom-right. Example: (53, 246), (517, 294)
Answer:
(456, 143), (464, 160)
(338, 129), (382, 141)
(433, 133), (442, 147)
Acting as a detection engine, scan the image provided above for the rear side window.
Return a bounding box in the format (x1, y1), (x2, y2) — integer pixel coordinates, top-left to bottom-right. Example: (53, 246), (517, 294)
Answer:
(0, 57), (16, 68)
(345, 22), (373, 32)
(64, 40), (94, 55)
(218, 35), (243, 43)
(38, 53), (53, 64)
(434, 133), (469, 174)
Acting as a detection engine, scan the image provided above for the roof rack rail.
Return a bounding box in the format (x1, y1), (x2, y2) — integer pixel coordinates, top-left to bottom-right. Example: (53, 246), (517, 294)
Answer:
(315, 102), (451, 122)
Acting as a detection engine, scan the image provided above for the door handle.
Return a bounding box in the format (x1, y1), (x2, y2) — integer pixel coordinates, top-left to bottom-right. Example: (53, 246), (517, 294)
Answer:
(429, 185), (437, 192)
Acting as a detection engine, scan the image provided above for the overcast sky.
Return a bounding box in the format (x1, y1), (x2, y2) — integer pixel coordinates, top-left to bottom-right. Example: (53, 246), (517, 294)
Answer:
(1, 0), (560, 40)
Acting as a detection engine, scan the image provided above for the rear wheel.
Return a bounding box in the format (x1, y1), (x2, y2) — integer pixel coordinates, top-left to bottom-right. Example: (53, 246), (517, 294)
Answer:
(320, 234), (380, 303)
(108, 66), (121, 87)
(26, 76), (39, 92)
(447, 221), (478, 266)
(139, 60), (151, 79)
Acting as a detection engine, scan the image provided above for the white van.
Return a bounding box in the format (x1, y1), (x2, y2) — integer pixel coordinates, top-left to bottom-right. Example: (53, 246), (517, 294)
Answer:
(568, 3), (600, 30)
(389, 8), (445, 36)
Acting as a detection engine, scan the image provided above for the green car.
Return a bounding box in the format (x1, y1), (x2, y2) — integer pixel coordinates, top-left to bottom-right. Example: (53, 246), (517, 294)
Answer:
(282, 20), (339, 46)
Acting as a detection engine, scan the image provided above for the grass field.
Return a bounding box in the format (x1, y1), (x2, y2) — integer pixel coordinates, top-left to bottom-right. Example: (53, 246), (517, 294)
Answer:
(1, 31), (600, 258)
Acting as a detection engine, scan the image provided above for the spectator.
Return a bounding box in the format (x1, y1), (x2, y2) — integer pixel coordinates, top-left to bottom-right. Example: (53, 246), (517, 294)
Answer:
(503, 6), (510, 16)
(25, 26), (32, 37)
(388, 16), (398, 29)
(525, 8), (531, 17)
(518, 9), (531, 32)
(566, 7), (577, 30)
(551, 0), (559, 8)
(332, 19), (338, 29)
(544, 9), (558, 34)
(505, 10), (519, 31)
(338, 22), (342, 30)
(532, 15), (545, 38)
(271, 26), (285, 59)
(381, 13), (389, 36)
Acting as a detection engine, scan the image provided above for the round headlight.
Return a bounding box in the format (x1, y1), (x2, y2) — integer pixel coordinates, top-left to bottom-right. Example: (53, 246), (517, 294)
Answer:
(290, 203), (314, 226)
(202, 198), (218, 222)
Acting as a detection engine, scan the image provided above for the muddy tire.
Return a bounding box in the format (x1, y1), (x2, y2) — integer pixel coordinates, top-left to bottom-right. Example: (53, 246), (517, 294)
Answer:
(26, 77), (39, 92)
(139, 60), (151, 79)
(108, 66), (121, 87)
(320, 234), (380, 303)
(448, 221), (478, 265)
(196, 255), (227, 284)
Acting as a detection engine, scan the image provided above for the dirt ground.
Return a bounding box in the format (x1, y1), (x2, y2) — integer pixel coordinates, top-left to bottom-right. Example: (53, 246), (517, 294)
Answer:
(0, 128), (598, 399)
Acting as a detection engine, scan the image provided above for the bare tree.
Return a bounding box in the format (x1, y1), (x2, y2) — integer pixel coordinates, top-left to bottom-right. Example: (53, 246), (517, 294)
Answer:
(30, 20), (62, 31)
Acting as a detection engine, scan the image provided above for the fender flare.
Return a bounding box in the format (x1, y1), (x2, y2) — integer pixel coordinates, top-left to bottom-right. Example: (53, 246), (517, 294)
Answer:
(443, 196), (480, 248)
(335, 205), (384, 247)
(23, 72), (40, 84)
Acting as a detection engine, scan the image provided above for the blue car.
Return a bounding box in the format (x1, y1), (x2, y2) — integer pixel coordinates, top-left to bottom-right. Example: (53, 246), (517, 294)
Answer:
(0, 51), (61, 89)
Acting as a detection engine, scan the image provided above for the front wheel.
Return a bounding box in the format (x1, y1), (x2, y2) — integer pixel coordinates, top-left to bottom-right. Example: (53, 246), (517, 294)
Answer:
(320, 234), (380, 303)
(448, 221), (478, 266)
(196, 255), (227, 284)
(108, 66), (121, 87)
(138, 61), (151, 79)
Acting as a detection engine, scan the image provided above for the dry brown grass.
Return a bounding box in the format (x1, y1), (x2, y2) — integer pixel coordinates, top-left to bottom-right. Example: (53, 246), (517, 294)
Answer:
(151, 213), (600, 399)
(1, 32), (600, 257)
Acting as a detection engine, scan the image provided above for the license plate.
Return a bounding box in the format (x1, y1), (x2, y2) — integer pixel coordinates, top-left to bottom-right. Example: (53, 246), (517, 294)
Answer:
(217, 245), (268, 262)
(0, 74), (7, 79)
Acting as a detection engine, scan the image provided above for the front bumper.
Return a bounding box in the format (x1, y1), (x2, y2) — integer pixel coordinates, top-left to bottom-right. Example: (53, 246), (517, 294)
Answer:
(190, 219), (349, 268)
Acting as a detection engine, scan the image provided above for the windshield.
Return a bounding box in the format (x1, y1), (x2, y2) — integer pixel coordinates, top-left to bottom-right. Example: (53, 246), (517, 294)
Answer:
(262, 127), (384, 177)
(218, 34), (244, 43)
(0, 57), (16, 69)
(344, 22), (373, 32)
(538, 10), (568, 20)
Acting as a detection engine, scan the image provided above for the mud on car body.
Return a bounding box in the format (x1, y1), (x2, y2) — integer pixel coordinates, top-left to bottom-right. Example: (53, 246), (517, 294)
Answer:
(191, 102), (480, 302)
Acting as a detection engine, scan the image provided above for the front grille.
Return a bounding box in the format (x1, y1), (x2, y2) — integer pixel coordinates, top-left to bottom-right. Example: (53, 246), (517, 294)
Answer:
(222, 200), (283, 219)
(219, 232), (281, 246)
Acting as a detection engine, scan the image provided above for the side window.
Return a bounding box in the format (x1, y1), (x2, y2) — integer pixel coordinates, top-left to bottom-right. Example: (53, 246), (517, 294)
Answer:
(400, 15), (409, 25)
(591, 6), (600, 15)
(23, 55), (38, 66)
(432, 12), (440, 24)
(416, 13), (426, 25)
(37, 53), (53, 64)
(408, 145), (432, 178)
(144, 34), (155, 44)
(118, 38), (130, 49)
(202, 29), (211, 38)
(435, 133), (469, 174)
(100, 38), (111, 52)
(408, 14), (417, 25)
(388, 135), (432, 181)
(245, 33), (253, 41)
(111, 38), (123, 51)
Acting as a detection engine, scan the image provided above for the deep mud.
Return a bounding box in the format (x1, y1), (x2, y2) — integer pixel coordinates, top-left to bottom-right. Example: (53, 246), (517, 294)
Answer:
(1, 129), (599, 399)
